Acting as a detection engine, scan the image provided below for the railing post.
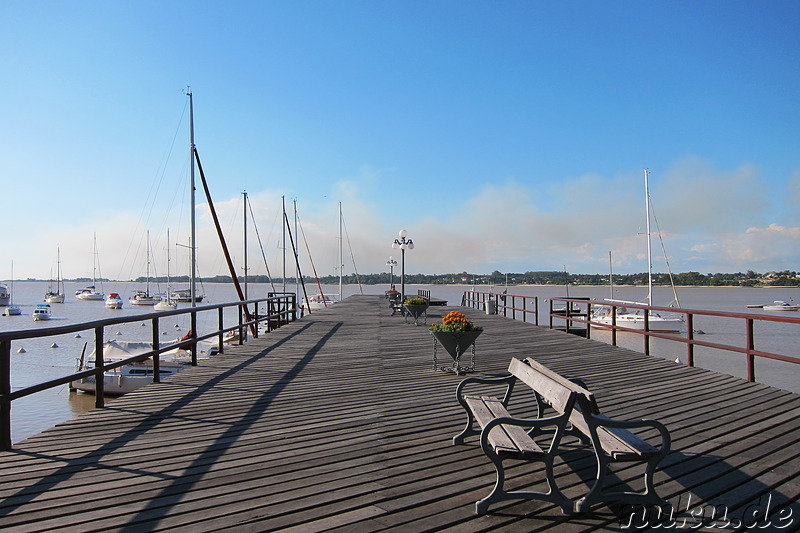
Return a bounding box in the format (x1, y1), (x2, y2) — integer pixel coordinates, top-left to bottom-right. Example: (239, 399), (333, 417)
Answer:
(686, 313), (695, 366)
(0, 339), (12, 451)
(611, 307), (618, 346)
(94, 326), (105, 408)
(191, 310), (198, 366)
(238, 305), (244, 345)
(218, 307), (225, 354)
(152, 316), (160, 383)
(746, 317), (755, 382)
(643, 313), (651, 356)
(534, 296), (538, 326)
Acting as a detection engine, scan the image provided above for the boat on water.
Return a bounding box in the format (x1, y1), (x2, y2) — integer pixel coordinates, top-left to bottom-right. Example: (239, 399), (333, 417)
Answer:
(76, 234), (105, 301)
(592, 170), (684, 333)
(129, 231), (161, 306)
(3, 263), (21, 316)
(32, 303), (51, 321)
(44, 248), (66, 303)
(155, 230), (178, 311)
(0, 284), (10, 307)
(69, 339), (214, 395)
(170, 288), (204, 303)
(105, 292), (123, 309)
(763, 300), (800, 312)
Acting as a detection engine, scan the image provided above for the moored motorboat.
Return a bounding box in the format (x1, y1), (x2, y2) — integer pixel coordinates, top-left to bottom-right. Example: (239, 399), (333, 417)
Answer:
(763, 300), (799, 311)
(76, 286), (104, 300)
(105, 292), (123, 309)
(0, 284), (10, 307)
(70, 339), (218, 395)
(154, 297), (177, 311)
(32, 303), (51, 321)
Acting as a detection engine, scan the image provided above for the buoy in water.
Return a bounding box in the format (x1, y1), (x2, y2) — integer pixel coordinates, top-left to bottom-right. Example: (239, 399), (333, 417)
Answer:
(51, 343), (58, 348)
(17, 347), (26, 354)
(674, 357), (682, 364)
(141, 323), (146, 327)
(116, 331), (122, 335)
(75, 334), (82, 338)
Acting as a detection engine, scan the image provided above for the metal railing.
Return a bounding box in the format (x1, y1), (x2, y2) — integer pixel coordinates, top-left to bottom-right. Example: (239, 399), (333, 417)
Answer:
(462, 290), (539, 325)
(547, 296), (800, 383)
(462, 290), (800, 388)
(0, 293), (296, 450)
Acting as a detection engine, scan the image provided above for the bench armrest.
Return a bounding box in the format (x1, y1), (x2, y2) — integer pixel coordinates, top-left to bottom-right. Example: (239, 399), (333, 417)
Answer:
(586, 413), (671, 456)
(456, 374), (517, 406)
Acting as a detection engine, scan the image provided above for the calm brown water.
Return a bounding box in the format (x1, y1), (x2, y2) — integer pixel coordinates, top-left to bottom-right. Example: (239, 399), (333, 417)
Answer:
(1, 281), (798, 443)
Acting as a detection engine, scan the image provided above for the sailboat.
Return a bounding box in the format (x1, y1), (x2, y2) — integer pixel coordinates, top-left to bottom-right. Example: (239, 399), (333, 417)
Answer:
(304, 203), (344, 310)
(155, 230), (178, 311)
(3, 262), (21, 316)
(592, 170), (684, 333)
(44, 247), (66, 303)
(75, 234), (105, 301)
(129, 231), (162, 306)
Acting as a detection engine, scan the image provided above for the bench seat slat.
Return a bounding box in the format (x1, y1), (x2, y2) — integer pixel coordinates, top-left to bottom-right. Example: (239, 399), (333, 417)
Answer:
(569, 412), (657, 459)
(464, 395), (543, 457)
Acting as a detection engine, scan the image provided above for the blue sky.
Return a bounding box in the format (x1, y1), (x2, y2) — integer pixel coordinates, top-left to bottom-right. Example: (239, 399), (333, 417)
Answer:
(2, 1), (799, 282)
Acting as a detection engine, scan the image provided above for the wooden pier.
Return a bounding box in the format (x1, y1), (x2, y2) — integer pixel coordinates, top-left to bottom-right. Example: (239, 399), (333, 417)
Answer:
(1, 295), (798, 531)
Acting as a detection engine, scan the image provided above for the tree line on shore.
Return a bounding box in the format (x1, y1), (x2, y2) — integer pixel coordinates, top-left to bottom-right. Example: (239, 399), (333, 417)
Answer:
(63, 269), (798, 287)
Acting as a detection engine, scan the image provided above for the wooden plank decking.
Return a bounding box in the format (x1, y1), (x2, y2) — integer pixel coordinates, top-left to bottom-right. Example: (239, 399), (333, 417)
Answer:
(1, 295), (798, 531)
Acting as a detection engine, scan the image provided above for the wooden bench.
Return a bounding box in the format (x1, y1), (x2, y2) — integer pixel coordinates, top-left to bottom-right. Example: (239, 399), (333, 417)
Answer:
(453, 357), (577, 514)
(535, 360), (671, 513)
(454, 357), (671, 514)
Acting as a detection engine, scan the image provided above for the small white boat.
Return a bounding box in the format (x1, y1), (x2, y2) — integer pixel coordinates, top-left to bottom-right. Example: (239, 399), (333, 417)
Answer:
(32, 303), (51, 321)
(154, 298), (177, 311)
(591, 305), (684, 333)
(45, 248), (66, 303)
(3, 304), (21, 316)
(129, 290), (161, 306)
(762, 300), (800, 311)
(105, 292), (124, 309)
(70, 339), (218, 395)
(303, 293), (338, 311)
(76, 286), (104, 301)
(0, 284), (10, 306)
(170, 288), (204, 303)
(77, 234), (105, 300)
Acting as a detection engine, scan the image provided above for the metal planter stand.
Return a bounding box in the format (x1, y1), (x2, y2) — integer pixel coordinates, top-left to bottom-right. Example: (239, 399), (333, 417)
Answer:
(404, 303), (429, 325)
(431, 330), (481, 374)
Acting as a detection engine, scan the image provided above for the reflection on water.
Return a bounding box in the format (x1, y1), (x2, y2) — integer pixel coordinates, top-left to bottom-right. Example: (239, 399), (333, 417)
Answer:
(1, 281), (797, 443)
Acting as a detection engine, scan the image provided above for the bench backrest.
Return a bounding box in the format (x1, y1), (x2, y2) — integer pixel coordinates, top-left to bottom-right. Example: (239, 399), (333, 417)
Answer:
(508, 357), (579, 415)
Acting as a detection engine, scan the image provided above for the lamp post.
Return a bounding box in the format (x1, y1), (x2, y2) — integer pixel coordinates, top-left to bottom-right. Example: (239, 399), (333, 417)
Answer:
(386, 256), (397, 289)
(391, 230), (414, 302)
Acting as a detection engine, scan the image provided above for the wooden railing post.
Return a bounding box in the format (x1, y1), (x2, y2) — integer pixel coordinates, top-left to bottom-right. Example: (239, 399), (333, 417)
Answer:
(191, 310), (198, 366)
(218, 307), (225, 353)
(747, 317), (755, 382)
(686, 313), (695, 366)
(152, 316), (160, 383)
(0, 339), (12, 451)
(94, 326), (105, 408)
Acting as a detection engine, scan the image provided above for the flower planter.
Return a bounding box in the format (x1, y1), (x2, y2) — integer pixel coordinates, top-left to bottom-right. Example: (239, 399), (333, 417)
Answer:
(403, 303), (429, 325)
(431, 330), (482, 374)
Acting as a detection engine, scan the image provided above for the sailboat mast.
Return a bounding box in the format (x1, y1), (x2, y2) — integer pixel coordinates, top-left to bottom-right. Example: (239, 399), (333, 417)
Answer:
(608, 250), (614, 300)
(188, 89), (197, 307)
(243, 191), (248, 300)
(339, 202), (343, 300)
(644, 169), (653, 307)
(146, 230), (151, 296)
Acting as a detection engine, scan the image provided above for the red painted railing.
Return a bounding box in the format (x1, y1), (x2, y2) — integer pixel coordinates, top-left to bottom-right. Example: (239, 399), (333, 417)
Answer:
(462, 291), (800, 386)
